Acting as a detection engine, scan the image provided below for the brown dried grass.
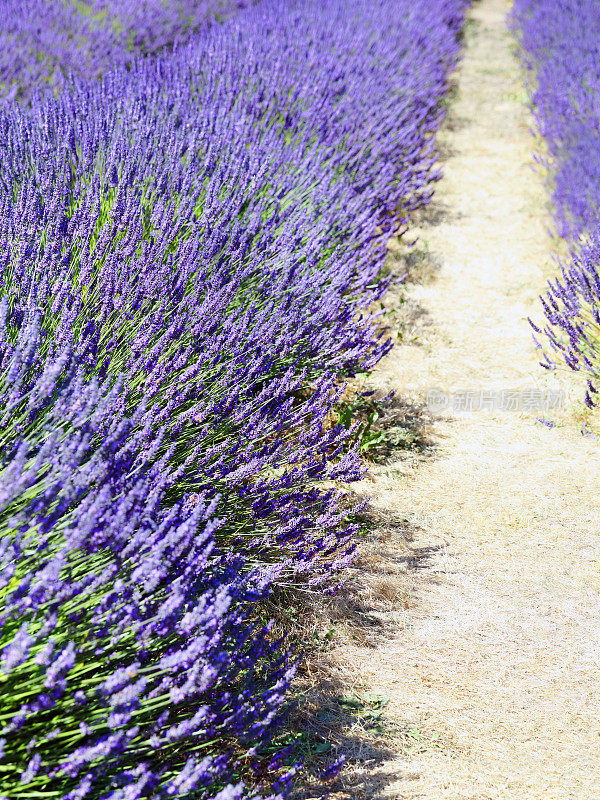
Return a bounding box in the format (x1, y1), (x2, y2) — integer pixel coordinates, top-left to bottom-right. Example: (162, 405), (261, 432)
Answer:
(287, 1), (600, 797)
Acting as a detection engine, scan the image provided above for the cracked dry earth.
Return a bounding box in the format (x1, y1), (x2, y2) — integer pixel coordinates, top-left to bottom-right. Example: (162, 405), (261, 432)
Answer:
(328, 1), (600, 798)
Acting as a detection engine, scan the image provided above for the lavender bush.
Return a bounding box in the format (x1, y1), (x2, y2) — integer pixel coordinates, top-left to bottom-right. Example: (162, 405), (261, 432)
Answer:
(511, 0), (600, 404)
(0, 0), (249, 101)
(0, 0), (467, 796)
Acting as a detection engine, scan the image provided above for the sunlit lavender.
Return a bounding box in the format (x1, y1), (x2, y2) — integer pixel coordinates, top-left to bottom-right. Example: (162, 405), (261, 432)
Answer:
(0, 1), (466, 796)
(512, 0), (600, 405)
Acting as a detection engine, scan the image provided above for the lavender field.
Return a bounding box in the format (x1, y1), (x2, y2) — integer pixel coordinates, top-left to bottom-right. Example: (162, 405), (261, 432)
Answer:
(4, 0), (600, 797)
(511, 0), (600, 410)
(0, 1), (467, 798)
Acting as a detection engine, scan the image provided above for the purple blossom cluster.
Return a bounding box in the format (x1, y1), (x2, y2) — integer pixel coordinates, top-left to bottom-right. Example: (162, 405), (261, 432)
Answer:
(0, 0), (247, 101)
(511, 0), (600, 405)
(0, 0), (467, 797)
(511, 0), (600, 240)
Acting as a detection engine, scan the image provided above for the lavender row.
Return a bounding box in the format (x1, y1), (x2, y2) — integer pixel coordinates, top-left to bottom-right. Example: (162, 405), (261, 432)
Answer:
(511, 0), (600, 405)
(0, 0), (248, 101)
(0, 1), (467, 797)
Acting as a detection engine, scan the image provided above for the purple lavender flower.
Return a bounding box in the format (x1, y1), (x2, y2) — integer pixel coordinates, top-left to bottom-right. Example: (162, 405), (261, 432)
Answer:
(512, 0), (600, 404)
(0, 0), (467, 797)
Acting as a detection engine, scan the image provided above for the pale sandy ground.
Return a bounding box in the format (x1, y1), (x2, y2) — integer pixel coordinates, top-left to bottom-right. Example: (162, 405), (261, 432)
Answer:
(323, 1), (600, 797)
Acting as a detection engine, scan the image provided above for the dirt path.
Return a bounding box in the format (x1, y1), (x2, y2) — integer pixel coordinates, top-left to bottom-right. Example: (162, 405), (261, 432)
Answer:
(330, 1), (600, 797)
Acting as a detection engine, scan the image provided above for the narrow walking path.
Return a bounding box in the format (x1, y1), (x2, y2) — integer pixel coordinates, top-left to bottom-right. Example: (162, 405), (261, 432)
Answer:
(335, 1), (600, 797)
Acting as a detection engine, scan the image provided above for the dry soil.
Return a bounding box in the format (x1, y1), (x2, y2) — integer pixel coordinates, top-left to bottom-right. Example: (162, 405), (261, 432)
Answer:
(323, 1), (600, 797)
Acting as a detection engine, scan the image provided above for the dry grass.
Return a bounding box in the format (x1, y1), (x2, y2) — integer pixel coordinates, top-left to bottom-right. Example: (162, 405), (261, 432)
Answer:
(287, 1), (600, 798)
